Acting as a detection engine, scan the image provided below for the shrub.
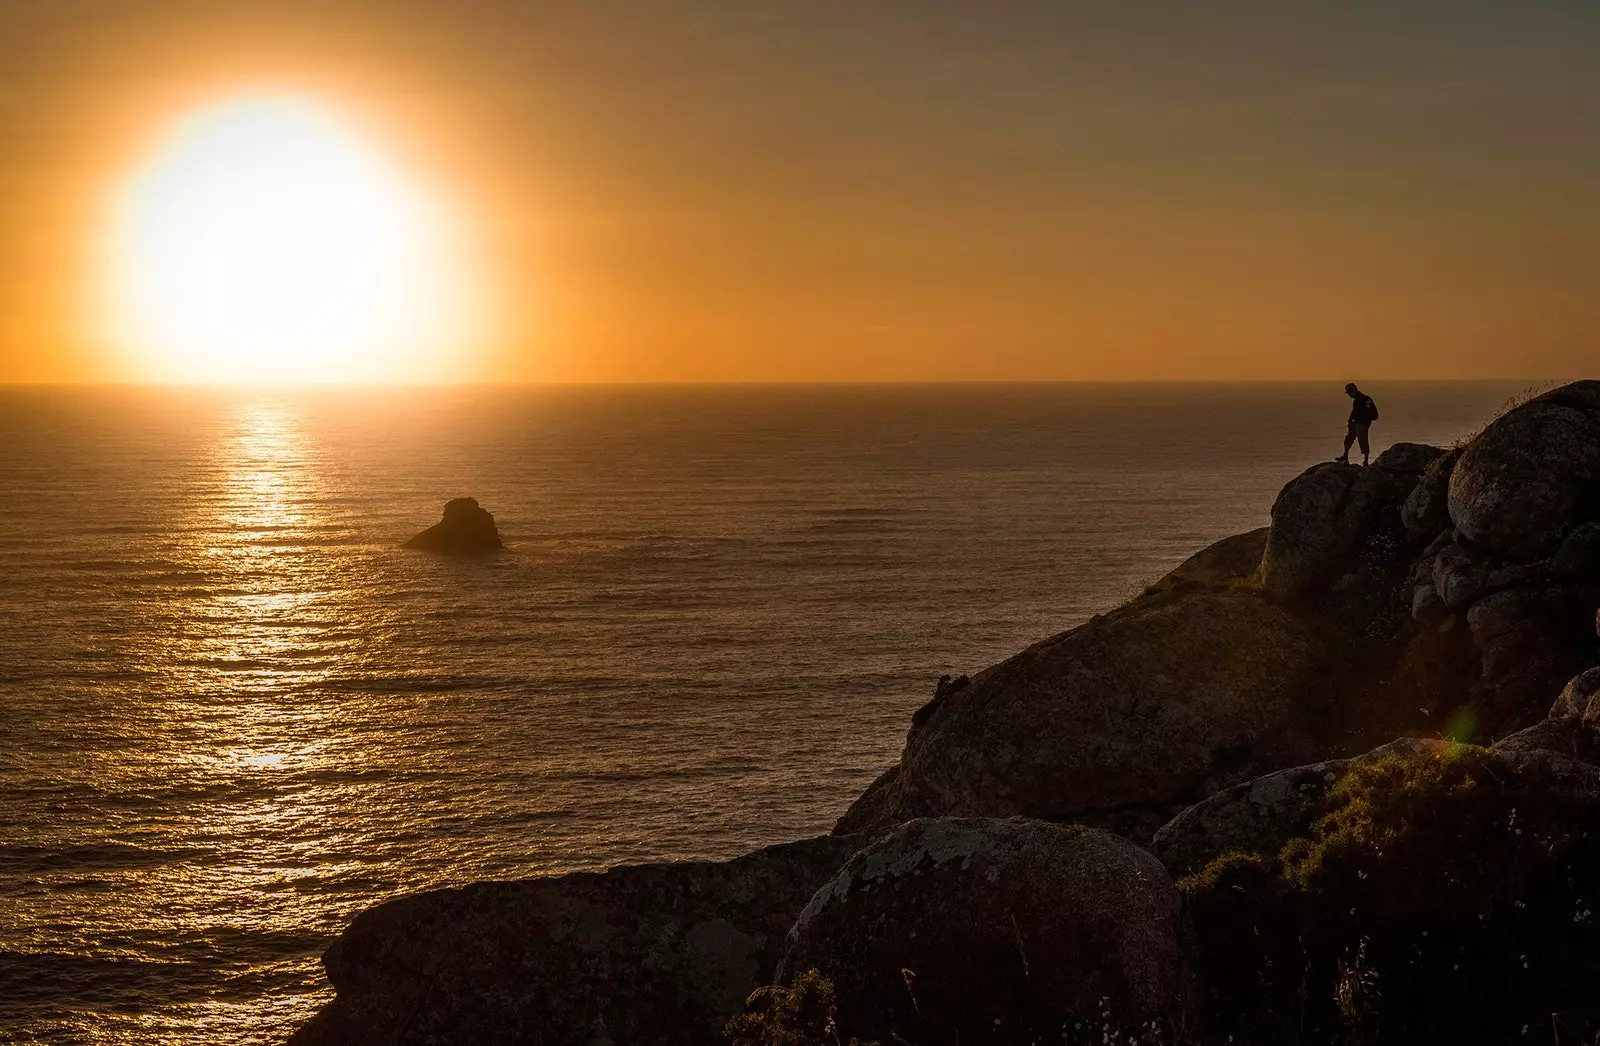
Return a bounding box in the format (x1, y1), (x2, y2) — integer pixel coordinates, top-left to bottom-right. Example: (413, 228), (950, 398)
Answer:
(1182, 744), (1600, 1044)
(725, 970), (878, 1046)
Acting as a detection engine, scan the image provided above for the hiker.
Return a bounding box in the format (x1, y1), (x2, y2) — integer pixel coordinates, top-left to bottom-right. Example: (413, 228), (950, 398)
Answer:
(1337, 382), (1379, 465)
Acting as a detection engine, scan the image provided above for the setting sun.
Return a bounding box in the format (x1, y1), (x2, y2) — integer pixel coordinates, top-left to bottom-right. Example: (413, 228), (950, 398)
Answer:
(100, 95), (482, 384)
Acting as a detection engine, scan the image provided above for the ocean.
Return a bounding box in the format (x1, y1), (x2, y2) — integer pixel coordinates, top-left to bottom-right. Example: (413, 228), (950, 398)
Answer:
(0, 381), (1531, 1043)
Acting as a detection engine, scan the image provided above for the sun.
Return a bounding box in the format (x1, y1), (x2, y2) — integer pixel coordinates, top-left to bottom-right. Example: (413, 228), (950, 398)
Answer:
(101, 94), (484, 384)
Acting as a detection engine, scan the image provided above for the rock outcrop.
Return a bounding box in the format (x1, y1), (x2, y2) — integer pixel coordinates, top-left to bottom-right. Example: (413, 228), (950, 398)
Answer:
(1397, 387), (1600, 733)
(403, 497), (504, 555)
(290, 834), (865, 1046)
(778, 818), (1195, 1046)
(1260, 444), (1440, 599)
(835, 589), (1327, 838)
(842, 383), (1600, 844)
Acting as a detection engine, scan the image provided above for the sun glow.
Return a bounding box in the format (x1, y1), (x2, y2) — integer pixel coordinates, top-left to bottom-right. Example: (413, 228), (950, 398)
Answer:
(102, 95), (484, 383)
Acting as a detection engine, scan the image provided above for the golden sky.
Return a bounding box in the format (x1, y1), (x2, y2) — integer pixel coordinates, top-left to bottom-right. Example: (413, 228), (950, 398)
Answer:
(1, 1), (1597, 383)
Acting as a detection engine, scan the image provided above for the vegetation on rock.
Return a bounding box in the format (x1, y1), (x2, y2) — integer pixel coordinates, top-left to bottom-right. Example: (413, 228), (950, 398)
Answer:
(725, 971), (878, 1046)
(1181, 744), (1600, 1044)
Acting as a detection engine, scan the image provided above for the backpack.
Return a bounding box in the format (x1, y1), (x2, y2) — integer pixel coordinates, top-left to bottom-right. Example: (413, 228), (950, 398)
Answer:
(1365, 395), (1379, 421)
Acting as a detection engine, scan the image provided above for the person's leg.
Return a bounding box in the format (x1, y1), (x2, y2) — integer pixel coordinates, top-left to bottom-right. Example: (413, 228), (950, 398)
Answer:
(1358, 424), (1371, 464)
(1338, 425), (1356, 462)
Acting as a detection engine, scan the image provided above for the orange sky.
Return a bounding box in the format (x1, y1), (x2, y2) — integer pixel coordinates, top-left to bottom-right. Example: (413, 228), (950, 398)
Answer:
(1, 2), (1597, 383)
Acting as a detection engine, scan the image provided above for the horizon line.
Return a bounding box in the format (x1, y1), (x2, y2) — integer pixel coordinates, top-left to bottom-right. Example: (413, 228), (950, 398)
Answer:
(0, 376), (1580, 390)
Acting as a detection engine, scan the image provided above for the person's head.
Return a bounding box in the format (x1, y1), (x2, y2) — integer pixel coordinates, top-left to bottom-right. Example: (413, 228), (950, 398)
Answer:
(1345, 382), (1359, 397)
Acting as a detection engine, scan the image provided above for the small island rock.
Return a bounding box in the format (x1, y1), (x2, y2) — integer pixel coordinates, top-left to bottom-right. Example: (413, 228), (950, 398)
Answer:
(403, 497), (503, 555)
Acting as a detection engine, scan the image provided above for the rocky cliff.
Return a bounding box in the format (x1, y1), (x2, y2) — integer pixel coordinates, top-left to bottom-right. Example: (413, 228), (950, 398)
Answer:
(293, 381), (1600, 1045)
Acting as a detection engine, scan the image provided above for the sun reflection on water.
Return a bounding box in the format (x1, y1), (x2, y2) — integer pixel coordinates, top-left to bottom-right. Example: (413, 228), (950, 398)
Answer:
(122, 398), (370, 1035)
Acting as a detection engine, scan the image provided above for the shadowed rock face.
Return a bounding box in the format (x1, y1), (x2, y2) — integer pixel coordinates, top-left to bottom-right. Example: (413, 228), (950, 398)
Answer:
(836, 589), (1327, 837)
(403, 497), (503, 555)
(1260, 443), (1441, 599)
(1449, 386), (1600, 557)
(779, 818), (1195, 1046)
(1398, 385), (1600, 732)
(290, 834), (866, 1046)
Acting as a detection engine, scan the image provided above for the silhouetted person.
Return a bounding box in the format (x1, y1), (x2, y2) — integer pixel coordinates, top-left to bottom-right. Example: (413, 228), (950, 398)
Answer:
(1337, 382), (1379, 465)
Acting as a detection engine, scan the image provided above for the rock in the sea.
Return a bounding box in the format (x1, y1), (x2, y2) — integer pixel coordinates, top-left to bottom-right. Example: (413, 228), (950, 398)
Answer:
(835, 589), (1326, 837)
(403, 497), (503, 555)
(778, 817), (1195, 1046)
(290, 834), (866, 1046)
(1448, 383), (1600, 557)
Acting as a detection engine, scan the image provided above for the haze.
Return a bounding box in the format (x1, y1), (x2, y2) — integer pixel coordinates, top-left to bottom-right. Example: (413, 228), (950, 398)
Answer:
(1, 1), (1597, 383)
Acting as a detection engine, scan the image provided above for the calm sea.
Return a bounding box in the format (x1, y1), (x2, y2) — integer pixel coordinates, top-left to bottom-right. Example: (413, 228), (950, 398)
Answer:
(0, 382), (1529, 1043)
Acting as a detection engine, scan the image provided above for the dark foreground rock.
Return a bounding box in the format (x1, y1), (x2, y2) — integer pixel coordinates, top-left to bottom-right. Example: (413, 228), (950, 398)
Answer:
(1174, 721), (1600, 1044)
(778, 817), (1195, 1046)
(835, 589), (1328, 838)
(290, 834), (866, 1046)
(403, 497), (504, 555)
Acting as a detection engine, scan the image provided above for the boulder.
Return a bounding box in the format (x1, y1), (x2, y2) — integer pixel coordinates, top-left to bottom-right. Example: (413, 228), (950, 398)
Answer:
(1400, 447), (1459, 539)
(403, 497), (504, 555)
(1447, 386), (1600, 557)
(1467, 585), (1599, 735)
(1426, 538), (1546, 610)
(1372, 440), (1446, 476)
(1488, 714), (1596, 763)
(778, 818), (1195, 1045)
(835, 589), (1327, 837)
(1150, 738), (1439, 878)
(1551, 664), (1600, 718)
(1552, 521), (1600, 578)
(289, 834), (866, 1046)
(1260, 444), (1440, 599)
(1491, 668), (1600, 764)
(1156, 526), (1268, 589)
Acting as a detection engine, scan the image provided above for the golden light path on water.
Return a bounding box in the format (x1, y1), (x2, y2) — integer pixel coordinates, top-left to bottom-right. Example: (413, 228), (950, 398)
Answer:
(109, 403), (359, 1039)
